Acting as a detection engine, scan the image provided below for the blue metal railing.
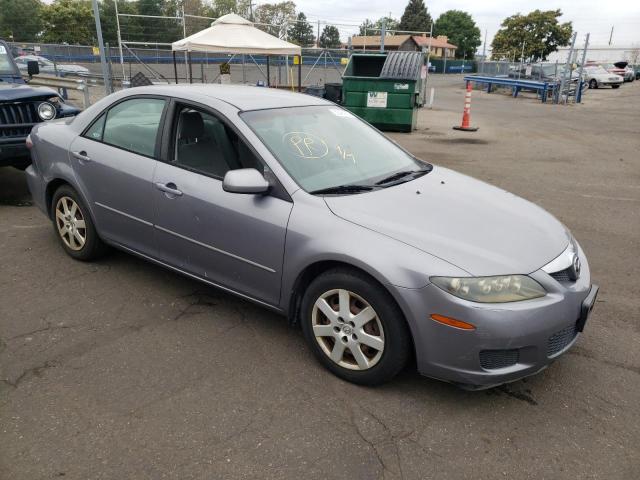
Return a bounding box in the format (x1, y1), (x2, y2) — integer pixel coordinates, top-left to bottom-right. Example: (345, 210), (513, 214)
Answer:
(463, 75), (555, 103)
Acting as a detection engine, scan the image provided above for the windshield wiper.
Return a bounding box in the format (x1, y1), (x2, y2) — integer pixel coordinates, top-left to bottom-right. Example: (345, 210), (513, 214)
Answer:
(310, 184), (375, 195)
(375, 168), (430, 186)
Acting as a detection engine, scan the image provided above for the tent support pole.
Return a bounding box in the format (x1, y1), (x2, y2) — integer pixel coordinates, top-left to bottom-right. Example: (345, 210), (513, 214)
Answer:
(172, 51), (178, 84)
(266, 56), (270, 87)
(297, 55), (302, 92)
(188, 51), (193, 84)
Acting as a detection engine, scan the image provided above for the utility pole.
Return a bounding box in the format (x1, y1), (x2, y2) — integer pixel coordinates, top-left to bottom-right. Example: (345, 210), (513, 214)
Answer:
(608, 26), (614, 45)
(248, 1), (255, 21)
(316, 20), (320, 49)
(113, 0), (126, 80)
(91, 0), (112, 95)
(380, 18), (386, 52)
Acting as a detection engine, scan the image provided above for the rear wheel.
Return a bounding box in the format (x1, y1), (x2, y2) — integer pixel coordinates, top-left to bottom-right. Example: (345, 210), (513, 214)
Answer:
(300, 268), (411, 385)
(612, 84), (620, 89)
(51, 185), (107, 261)
(589, 79), (598, 89)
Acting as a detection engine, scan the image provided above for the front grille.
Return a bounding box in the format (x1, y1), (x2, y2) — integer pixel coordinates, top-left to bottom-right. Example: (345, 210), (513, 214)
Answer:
(547, 325), (577, 357)
(479, 349), (519, 370)
(0, 102), (39, 138)
(549, 267), (572, 282)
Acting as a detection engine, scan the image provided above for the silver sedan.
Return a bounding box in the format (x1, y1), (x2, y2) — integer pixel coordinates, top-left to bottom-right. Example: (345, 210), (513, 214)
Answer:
(25, 85), (598, 389)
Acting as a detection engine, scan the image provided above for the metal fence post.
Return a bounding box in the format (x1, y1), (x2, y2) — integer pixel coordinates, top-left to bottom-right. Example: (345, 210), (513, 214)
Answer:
(576, 33), (590, 103)
(91, 0), (112, 95)
(558, 31), (577, 104)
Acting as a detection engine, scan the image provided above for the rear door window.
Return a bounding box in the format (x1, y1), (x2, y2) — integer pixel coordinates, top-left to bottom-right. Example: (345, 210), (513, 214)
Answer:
(102, 98), (166, 157)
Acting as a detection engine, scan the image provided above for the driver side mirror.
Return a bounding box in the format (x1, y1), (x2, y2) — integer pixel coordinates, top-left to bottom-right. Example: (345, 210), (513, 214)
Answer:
(223, 168), (270, 194)
(27, 60), (39, 77)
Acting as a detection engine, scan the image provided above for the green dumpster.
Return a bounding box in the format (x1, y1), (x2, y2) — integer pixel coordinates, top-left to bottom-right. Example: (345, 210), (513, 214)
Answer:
(342, 52), (423, 132)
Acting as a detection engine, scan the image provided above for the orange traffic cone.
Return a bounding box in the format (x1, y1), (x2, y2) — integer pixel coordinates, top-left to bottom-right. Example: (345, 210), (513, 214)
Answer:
(453, 81), (478, 132)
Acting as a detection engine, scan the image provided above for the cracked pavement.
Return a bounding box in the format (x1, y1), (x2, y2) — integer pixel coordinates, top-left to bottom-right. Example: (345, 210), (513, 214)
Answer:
(1, 76), (639, 479)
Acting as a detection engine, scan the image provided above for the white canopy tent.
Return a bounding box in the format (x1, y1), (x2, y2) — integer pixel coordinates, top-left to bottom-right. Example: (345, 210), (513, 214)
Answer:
(171, 14), (302, 88)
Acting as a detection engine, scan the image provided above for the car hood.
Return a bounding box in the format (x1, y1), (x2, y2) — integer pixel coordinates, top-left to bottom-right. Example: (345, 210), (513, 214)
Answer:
(0, 82), (58, 101)
(323, 166), (570, 276)
(57, 65), (90, 72)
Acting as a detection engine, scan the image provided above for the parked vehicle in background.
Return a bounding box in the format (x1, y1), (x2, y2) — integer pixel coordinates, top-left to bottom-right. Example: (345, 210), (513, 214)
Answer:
(624, 66), (635, 82)
(601, 62), (626, 80)
(635, 65), (640, 80)
(14, 55), (90, 77)
(0, 39), (80, 169)
(583, 66), (623, 89)
(612, 62), (635, 82)
(24, 84), (598, 389)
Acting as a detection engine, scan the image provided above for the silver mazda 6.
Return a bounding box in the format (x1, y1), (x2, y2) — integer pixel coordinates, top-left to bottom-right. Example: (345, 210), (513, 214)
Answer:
(25, 85), (598, 389)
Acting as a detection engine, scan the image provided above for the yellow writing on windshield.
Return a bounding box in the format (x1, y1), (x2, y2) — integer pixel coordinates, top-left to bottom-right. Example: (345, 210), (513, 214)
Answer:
(336, 145), (356, 164)
(283, 132), (328, 159)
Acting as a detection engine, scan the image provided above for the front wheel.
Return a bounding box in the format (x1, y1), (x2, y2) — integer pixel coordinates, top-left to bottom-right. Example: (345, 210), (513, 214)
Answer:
(300, 268), (411, 385)
(589, 79), (598, 89)
(51, 185), (108, 261)
(612, 84), (620, 89)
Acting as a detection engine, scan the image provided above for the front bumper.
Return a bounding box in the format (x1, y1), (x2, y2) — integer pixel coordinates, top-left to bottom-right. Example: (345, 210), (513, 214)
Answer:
(0, 138), (30, 167)
(393, 247), (596, 389)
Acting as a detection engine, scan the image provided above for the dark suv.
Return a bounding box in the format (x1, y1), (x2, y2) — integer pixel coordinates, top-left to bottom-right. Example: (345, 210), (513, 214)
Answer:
(1, 39), (80, 169)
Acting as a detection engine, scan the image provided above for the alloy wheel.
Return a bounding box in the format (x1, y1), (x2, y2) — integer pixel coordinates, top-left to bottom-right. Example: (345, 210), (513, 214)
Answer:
(311, 289), (385, 370)
(55, 196), (86, 251)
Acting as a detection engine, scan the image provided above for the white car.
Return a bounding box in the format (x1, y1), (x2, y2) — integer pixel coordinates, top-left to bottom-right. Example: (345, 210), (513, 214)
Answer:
(583, 66), (623, 89)
(14, 55), (90, 77)
(623, 65), (635, 82)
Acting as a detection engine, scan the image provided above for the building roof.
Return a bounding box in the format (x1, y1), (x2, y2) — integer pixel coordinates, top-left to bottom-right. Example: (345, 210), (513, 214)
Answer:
(350, 35), (414, 48)
(412, 35), (457, 50)
(350, 34), (458, 50)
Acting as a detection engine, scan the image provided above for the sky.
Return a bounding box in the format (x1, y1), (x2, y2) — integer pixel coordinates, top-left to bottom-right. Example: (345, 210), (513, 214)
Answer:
(280, 0), (640, 50)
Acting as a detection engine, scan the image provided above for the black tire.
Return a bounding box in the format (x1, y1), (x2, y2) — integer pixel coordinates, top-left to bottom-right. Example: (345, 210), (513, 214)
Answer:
(51, 185), (108, 261)
(300, 268), (412, 385)
(589, 79), (597, 89)
(612, 84), (620, 89)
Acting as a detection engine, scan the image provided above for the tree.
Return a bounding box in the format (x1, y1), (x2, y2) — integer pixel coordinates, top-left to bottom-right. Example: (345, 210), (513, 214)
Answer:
(0, 0), (44, 42)
(491, 9), (572, 62)
(287, 12), (314, 47)
(434, 10), (481, 59)
(359, 16), (399, 36)
(398, 0), (431, 33)
(319, 25), (340, 48)
(254, 1), (296, 37)
(43, 0), (95, 44)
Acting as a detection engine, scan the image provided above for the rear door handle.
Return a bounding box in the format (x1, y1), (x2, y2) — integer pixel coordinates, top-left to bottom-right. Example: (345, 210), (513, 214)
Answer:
(72, 150), (91, 163)
(155, 182), (183, 197)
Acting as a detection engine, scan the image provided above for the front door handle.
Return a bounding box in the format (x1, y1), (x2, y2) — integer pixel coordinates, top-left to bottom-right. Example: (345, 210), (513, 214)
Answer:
(155, 182), (183, 197)
(72, 150), (91, 163)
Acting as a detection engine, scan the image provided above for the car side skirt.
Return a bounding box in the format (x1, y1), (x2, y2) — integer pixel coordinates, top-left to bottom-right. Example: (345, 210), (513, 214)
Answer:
(110, 240), (285, 314)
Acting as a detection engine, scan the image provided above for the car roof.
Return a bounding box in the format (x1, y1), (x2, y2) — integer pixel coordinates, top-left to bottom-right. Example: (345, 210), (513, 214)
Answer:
(124, 84), (332, 111)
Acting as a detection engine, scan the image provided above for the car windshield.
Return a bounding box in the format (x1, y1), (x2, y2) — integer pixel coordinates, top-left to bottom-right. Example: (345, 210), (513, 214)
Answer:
(0, 44), (20, 76)
(587, 67), (608, 74)
(241, 105), (430, 193)
(541, 65), (559, 75)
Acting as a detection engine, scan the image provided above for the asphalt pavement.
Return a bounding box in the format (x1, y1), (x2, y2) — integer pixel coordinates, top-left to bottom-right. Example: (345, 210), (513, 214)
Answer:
(1, 75), (639, 479)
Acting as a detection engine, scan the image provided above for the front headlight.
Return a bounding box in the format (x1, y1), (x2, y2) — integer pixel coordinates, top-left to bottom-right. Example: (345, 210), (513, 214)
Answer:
(38, 101), (56, 121)
(430, 275), (546, 303)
